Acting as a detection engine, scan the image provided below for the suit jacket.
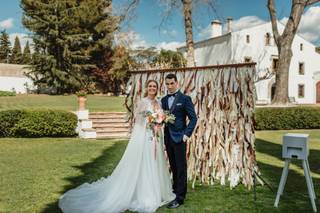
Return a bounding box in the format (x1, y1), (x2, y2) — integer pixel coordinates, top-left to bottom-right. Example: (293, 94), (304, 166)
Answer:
(161, 90), (197, 143)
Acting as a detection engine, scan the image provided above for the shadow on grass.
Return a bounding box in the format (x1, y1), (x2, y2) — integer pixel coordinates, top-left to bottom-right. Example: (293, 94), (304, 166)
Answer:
(256, 138), (320, 177)
(41, 140), (127, 213)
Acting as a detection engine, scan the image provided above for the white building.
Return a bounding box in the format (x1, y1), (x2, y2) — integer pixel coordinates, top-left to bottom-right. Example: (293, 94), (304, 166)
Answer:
(0, 63), (34, 93)
(178, 20), (320, 104)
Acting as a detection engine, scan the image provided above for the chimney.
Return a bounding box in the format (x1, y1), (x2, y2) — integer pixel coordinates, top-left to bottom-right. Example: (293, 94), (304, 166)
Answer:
(211, 20), (222, 37)
(227, 17), (233, 33)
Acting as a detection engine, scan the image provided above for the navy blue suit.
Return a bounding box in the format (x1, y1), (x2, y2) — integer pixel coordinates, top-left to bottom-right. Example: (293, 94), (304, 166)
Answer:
(161, 90), (197, 203)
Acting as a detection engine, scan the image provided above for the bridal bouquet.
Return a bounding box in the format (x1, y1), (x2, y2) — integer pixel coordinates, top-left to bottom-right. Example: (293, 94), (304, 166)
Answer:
(144, 109), (175, 138)
(143, 109), (175, 159)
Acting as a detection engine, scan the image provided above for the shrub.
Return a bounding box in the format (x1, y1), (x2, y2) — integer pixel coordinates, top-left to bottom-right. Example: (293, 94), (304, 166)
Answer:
(0, 90), (16, 96)
(0, 110), (26, 137)
(254, 106), (320, 130)
(0, 109), (77, 137)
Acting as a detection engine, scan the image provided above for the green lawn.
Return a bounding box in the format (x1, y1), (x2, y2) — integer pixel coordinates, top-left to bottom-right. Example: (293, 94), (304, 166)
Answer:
(0, 94), (126, 112)
(1, 130), (320, 212)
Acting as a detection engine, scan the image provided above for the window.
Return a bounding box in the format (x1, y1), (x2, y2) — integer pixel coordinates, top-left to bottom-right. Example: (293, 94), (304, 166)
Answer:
(246, 35), (250, 43)
(299, 62), (305, 75)
(300, 43), (303, 51)
(272, 58), (279, 72)
(265, 33), (271, 45)
(298, 84), (305, 98)
(244, 57), (252, 62)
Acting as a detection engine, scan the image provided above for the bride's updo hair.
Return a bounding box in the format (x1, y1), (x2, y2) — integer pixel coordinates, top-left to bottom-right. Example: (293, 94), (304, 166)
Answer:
(143, 80), (159, 97)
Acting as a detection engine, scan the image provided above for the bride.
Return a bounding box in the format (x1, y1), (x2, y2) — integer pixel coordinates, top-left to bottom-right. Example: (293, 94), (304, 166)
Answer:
(59, 80), (175, 213)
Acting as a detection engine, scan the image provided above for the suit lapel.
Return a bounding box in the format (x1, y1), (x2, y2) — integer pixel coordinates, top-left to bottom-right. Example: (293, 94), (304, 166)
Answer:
(170, 91), (181, 113)
(164, 96), (169, 111)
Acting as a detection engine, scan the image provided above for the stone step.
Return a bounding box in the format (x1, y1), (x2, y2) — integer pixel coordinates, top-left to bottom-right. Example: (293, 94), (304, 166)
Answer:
(96, 132), (129, 139)
(89, 113), (127, 119)
(90, 112), (126, 115)
(91, 118), (126, 123)
(96, 128), (129, 133)
(93, 122), (130, 128)
(94, 127), (129, 132)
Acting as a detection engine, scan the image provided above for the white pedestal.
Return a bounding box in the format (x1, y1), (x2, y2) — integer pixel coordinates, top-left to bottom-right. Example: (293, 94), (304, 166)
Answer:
(79, 129), (96, 139)
(75, 110), (96, 139)
(274, 133), (316, 212)
(76, 110), (89, 120)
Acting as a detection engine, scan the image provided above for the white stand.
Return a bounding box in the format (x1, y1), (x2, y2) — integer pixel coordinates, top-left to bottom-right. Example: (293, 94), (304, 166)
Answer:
(274, 133), (316, 212)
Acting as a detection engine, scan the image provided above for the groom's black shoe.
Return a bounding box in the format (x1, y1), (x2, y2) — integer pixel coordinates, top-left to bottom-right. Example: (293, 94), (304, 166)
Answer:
(167, 199), (182, 209)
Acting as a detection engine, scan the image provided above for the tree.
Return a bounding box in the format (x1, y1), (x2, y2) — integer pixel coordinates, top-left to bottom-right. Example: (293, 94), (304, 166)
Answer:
(182, 0), (195, 67)
(124, 0), (217, 67)
(21, 0), (117, 94)
(129, 46), (158, 69)
(80, 0), (119, 93)
(316, 46), (320, 54)
(0, 30), (11, 63)
(10, 36), (23, 64)
(267, 0), (320, 105)
(22, 41), (31, 64)
(153, 49), (186, 68)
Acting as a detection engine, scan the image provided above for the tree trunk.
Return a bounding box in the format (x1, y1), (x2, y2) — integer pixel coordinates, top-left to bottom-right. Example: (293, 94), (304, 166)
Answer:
(267, 0), (320, 105)
(182, 0), (195, 67)
(272, 45), (292, 104)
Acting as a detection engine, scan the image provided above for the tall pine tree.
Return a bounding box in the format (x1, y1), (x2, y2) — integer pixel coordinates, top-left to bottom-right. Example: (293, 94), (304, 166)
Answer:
(10, 36), (23, 64)
(21, 0), (117, 94)
(79, 0), (119, 93)
(22, 41), (31, 64)
(0, 30), (11, 63)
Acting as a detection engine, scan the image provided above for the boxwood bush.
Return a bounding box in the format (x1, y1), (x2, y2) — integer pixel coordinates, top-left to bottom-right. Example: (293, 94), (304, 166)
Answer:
(0, 109), (77, 137)
(254, 106), (320, 130)
(0, 110), (26, 137)
(0, 90), (16, 96)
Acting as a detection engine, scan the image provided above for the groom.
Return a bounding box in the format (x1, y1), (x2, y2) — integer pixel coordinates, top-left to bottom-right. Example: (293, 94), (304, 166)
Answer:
(161, 73), (197, 209)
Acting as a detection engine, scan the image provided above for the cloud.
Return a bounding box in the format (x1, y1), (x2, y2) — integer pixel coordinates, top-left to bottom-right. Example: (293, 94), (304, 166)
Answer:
(114, 30), (150, 49)
(115, 30), (184, 51)
(297, 6), (320, 42)
(161, 29), (178, 37)
(198, 16), (266, 40)
(226, 16), (266, 32)
(198, 25), (212, 39)
(9, 33), (33, 50)
(155, 41), (185, 51)
(0, 18), (14, 29)
(280, 6), (320, 43)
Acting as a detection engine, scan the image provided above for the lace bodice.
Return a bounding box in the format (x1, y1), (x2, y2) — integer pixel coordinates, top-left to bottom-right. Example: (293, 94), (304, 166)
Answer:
(134, 97), (162, 126)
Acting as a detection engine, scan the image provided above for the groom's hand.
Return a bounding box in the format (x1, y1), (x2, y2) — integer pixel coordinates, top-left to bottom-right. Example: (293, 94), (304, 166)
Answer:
(183, 135), (189, 143)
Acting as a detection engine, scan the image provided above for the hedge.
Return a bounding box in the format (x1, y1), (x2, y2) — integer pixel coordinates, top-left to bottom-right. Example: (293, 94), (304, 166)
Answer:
(0, 91), (16, 96)
(0, 109), (77, 137)
(0, 110), (26, 137)
(254, 106), (320, 130)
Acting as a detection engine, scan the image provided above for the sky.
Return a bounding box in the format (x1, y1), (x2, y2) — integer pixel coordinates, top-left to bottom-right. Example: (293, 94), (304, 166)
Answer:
(1, 0), (320, 51)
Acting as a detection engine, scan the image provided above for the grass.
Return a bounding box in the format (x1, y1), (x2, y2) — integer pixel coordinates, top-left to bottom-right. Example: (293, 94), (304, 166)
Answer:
(0, 94), (126, 112)
(1, 130), (320, 212)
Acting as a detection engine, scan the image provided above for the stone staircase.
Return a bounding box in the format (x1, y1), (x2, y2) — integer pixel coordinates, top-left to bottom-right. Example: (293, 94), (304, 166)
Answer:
(89, 112), (130, 139)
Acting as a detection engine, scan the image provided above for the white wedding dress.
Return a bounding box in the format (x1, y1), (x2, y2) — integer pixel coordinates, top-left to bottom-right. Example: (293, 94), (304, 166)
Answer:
(59, 98), (175, 213)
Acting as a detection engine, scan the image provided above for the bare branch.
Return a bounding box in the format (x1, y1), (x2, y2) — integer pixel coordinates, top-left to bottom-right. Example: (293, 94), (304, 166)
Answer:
(118, 0), (140, 23)
(267, 0), (281, 45)
(254, 68), (275, 83)
(306, 0), (320, 6)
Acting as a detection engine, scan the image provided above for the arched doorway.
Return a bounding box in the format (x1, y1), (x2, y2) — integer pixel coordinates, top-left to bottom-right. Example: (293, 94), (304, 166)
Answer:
(317, 81), (320, 103)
